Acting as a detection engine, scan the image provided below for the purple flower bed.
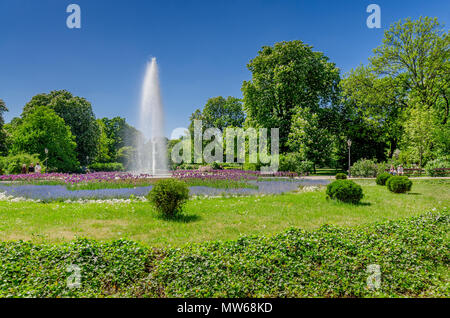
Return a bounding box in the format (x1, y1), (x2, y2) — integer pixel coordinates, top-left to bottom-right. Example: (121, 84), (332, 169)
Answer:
(173, 169), (298, 181)
(0, 172), (153, 184)
(0, 170), (317, 201)
(0, 179), (330, 201)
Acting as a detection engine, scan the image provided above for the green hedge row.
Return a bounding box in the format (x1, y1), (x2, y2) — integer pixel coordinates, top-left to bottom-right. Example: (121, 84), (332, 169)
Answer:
(88, 162), (124, 172)
(0, 211), (448, 297)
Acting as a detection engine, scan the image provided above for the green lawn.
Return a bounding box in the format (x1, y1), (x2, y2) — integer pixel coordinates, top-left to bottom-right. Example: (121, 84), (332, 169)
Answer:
(0, 179), (448, 247)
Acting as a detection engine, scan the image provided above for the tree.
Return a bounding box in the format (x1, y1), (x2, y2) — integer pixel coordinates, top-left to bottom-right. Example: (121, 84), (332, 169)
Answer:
(11, 107), (79, 172)
(100, 117), (143, 161)
(188, 96), (245, 132)
(402, 105), (435, 167)
(242, 40), (340, 151)
(288, 107), (335, 172)
(202, 96), (245, 130)
(340, 17), (450, 164)
(340, 66), (406, 156)
(94, 119), (112, 163)
(22, 90), (100, 165)
(0, 98), (8, 155)
(370, 17), (449, 124)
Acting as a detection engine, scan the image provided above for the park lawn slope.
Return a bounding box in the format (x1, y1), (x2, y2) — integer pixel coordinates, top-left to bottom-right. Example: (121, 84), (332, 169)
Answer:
(0, 211), (448, 297)
(0, 180), (448, 247)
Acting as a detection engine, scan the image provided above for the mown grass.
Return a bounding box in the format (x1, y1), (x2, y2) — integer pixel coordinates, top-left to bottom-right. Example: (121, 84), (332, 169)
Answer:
(0, 179), (448, 247)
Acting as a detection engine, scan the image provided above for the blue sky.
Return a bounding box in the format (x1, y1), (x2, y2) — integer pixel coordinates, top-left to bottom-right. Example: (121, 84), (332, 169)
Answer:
(0, 0), (448, 137)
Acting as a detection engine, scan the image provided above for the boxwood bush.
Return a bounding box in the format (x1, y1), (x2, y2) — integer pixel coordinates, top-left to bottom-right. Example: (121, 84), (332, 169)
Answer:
(335, 173), (347, 180)
(147, 179), (189, 218)
(326, 180), (363, 204)
(386, 176), (412, 193)
(0, 211), (447, 297)
(376, 172), (392, 186)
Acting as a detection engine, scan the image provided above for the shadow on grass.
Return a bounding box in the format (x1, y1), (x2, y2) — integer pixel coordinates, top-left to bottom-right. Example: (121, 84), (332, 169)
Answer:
(157, 214), (201, 223)
(407, 192), (422, 195)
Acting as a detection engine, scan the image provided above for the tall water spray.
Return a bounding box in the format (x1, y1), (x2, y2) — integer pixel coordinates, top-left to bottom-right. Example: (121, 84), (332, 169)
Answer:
(135, 57), (168, 175)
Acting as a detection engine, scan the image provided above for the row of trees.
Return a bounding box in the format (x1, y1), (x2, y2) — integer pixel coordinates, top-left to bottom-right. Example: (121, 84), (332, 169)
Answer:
(182, 17), (449, 171)
(1, 17), (448, 173)
(0, 91), (141, 172)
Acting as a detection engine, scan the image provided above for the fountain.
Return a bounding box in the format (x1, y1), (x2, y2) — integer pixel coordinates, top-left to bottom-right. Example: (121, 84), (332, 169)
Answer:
(134, 57), (168, 175)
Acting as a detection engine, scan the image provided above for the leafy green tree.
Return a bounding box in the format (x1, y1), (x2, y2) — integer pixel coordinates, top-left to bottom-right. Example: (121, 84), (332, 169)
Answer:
(402, 105), (435, 167)
(22, 90), (100, 165)
(371, 17), (449, 124)
(0, 98), (8, 155)
(94, 119), (112, 163)
(340, 66), (406, 156)
(242, 40), (340, 151)
(201, 96), (245, 130)
(116, 146), (137, 170)
(11, 107), (79, 172)
(100, 117), (143, 161)
(188, 96), (245, 133)
(288, 107), (336, 172)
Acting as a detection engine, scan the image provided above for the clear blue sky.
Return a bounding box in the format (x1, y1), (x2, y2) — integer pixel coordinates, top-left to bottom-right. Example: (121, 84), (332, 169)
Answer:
(0, 0), (448, 137)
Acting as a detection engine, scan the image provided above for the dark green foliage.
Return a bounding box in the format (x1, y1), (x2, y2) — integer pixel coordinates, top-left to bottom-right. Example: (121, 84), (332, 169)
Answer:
(210, 162), (222, 170)
(0, 153), (41, 174)
(386, 176), (413, 193)
(0, 212), (447, 297)
(335, 173), (347, 180)
(147, 179), (190, 218)
(22, 90), (100, 166)
(0, 238), (151, 297)
(0, 98), (8, 155)
(242, 40), (340, 152)
(376, 172), (392, 185)
(88, 162), (124, 172)
(10, 107), (79, 172)
(279, 153), (313, 175)
(326, 180), (363, 204)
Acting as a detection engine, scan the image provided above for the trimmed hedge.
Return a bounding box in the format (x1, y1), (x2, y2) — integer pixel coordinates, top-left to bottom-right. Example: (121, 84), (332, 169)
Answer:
(88, 162), (124, 172)
(376, 172), (392, 186)
(0, 211), (448, 297)
(335, 173), (347, 180)
(386, 176), (412, 193)
(326, 180), (363, 204)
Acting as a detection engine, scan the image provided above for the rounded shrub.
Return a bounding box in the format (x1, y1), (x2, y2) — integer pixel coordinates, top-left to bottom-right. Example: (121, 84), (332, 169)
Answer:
(386, 176), (412, 193)
(349, 158), (378, 177)
(326, 180), (363, 204)
(376, 172), (392, 186)
(335, 173), (347, 180)
(147, 179), (190, 218)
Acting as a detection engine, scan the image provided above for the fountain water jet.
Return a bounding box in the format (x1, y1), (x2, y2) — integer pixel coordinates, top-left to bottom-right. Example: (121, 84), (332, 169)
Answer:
(134, 57), (168, 175)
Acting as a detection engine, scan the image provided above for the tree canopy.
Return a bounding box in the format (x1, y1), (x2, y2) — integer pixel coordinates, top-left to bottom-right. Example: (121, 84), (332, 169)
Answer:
(189, 96), (245, 133)
(242, 40), (340, 151)
(10, 107), (79, 172)
(0, 99), (8, 155)
(22, 90), (100, 165)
